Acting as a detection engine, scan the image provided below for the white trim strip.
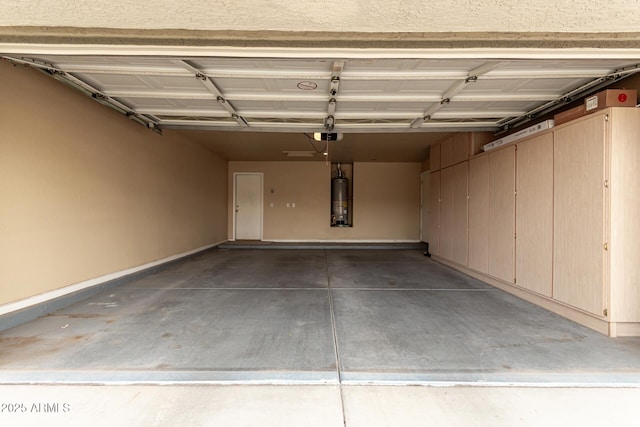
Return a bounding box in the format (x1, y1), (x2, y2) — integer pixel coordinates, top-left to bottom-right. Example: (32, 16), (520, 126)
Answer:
(2, 44), (640, 59)
(0, 241), (225, 316)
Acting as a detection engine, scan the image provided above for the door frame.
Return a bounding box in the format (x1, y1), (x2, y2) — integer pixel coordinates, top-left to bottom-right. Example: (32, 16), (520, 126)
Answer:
(232, 172), (264, 241)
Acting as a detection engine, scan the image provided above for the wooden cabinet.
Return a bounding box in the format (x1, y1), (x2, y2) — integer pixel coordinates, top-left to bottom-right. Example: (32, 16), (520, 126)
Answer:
(553, 114), (606, 316)
(430, 132), (492, 173)
(428, 171), (441, 256)
(468, 155), (490, 274)
(433, 162), (469, 266)
(452, 133), (471, 164)
(608, 108), (640, 328)
(553, 108), (640, 330)
(452, 162), (469, 266)
(488, 146), (516, 284)
(431, 109), (640, 336)
(429, 143), (441, 172)
(440, 137), (454, 169)
(515, 133), (553, 297)
(439, 166), (454, 260)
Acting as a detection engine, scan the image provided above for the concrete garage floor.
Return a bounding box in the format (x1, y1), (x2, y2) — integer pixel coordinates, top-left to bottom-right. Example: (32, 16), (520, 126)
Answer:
(2, 248), (640, 425)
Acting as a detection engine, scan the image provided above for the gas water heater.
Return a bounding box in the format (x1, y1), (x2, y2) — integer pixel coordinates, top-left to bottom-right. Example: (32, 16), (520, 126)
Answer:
(331, 163), (349, 226)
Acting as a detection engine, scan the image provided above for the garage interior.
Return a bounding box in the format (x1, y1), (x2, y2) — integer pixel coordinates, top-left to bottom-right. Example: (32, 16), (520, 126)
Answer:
(3, 41), (640, 380)
(2, 6), (640, 422)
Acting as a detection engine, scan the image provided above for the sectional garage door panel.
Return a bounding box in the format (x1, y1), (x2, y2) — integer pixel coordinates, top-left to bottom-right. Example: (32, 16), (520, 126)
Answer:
(2, 51), (638, 134)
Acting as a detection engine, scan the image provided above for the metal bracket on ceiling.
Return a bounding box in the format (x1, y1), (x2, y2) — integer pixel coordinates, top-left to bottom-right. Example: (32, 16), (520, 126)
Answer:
(178, 60), (249, 128)
(324, 115), (335, 132)
(2, 55), (162, 134)
(496, 63), (640, 133)
(408, 61), (503, 129)
(324, 61), (344, 132)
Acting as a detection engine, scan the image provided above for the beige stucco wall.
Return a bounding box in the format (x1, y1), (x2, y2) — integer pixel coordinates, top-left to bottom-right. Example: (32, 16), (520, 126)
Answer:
(0, 61), (228, 305)
(228, 161), (421, 241)
(1, 0), (639, 33)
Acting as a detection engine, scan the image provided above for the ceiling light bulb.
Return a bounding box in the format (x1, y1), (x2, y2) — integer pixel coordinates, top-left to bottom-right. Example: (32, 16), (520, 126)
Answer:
(314, 132), (322, 141)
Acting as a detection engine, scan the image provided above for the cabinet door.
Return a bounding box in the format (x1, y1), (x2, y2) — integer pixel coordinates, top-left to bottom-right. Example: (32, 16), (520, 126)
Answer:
(428, 171), (441, 256)
(468, 155), (490, 273)
(452, 133), (471, 164)
(452, 162), (469, 266)
(516, 133), (553, 297)
(489, 146), (516, 283)
(439, 167), (454, 260)
(430, 143), (441, 172)
(441, 137), (454, 169)
(554, 115), (606, 316)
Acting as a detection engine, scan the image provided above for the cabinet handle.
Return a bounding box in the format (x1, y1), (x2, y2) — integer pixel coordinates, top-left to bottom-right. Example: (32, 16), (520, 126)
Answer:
(604, 242), (608, 251)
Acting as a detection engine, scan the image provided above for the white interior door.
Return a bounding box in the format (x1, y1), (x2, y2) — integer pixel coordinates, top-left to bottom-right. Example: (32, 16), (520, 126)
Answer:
(235, 173), (262, 240)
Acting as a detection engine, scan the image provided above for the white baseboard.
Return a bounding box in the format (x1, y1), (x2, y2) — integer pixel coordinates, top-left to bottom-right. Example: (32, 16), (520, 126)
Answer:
(0, 241), (225, 316)
(267, 239), (422, 243)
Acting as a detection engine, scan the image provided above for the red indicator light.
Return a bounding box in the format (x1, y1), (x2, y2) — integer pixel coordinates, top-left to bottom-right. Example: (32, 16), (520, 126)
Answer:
(618, 93), (628, 103)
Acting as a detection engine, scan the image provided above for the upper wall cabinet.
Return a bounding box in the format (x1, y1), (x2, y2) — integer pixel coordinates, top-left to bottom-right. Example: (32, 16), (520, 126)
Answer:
(452, 133), (472, 165)
(431, 132), (484, 172)
(440, 137), (455, 169)
(429, 143), (441, 172)
(441, 133), (471, 169)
